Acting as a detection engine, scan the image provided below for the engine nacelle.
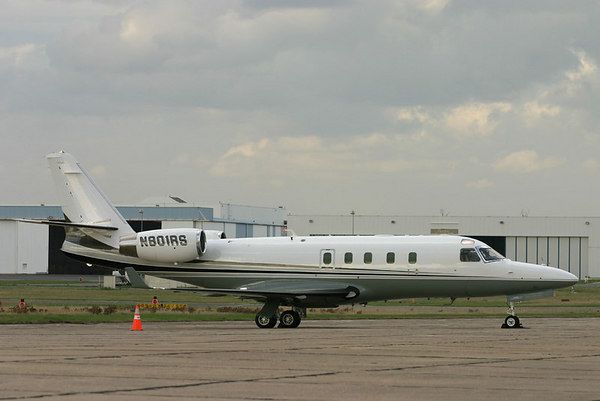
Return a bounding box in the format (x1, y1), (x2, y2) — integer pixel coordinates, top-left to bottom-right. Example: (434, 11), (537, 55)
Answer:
(119, 228), (206, 263)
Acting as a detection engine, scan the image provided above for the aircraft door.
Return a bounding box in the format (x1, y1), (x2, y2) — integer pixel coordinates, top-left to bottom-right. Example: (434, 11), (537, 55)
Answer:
(319, 249), (335, 268)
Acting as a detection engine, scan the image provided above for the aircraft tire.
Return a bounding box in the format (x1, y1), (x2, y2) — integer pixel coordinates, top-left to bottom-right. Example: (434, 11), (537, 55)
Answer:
(503, 315), (520, 329)
(255, 314), (277, 329)
(279, 310), (301, 328)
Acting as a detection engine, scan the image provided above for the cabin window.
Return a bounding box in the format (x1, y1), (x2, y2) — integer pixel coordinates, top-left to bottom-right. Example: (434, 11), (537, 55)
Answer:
(460, 248), (480, 262)
(344, 252), (353, 264)
(364, 252), (372, 264)
(323, 252), (332, 265)
(408, 252), (417, 264)
(386, 252), (395, 264)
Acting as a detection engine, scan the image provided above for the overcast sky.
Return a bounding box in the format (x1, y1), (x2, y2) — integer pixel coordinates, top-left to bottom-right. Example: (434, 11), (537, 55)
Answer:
(1, 0), (600, 216)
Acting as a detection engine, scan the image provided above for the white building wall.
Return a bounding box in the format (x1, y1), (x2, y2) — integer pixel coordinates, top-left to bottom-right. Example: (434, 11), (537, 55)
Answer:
(161, 220), (194, 229)
(0, 221), (48, 274)
(253, 225), (268, 238)
(17, 222), (48, 274)
(223, 223), (236, 239)
(198, 221), (227, 231)
(163, 220), (277, 238)
(581, 238), (590, 278)
(0, 221), (18, 274)
(220, 203), (286, 225)
(289, 215), (598, 237)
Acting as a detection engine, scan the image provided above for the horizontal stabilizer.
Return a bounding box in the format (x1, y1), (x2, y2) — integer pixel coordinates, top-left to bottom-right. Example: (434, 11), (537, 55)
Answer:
(124, 267), (152, 289)
(3, 218), (118, 231)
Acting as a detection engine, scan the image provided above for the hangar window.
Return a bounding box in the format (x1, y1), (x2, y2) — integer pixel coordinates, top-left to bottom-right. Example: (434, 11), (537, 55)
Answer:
(364, 252), (372, 264)
(386, 252), (395, 264)
(408, 252), (417, 264)
(323, 252), (332, 265)
(460, 248), (481, 262)
(344, 252), (353, 264)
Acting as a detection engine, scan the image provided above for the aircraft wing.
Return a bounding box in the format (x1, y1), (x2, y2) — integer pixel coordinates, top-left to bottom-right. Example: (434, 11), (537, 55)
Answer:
(184, 280), (360, 300)
(124, 267), (359, 300)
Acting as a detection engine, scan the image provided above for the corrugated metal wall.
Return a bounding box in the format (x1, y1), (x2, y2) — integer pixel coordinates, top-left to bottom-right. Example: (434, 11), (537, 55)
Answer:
(0, 221), (48, 274)
(505, 236), (588, 278)
(0, 221), (17, 273)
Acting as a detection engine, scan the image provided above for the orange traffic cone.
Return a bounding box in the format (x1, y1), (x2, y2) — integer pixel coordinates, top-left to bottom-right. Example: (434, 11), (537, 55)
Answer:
(130, 305), (143, 331)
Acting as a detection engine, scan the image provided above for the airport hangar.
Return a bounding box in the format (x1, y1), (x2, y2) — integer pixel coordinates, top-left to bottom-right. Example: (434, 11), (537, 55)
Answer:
(1, 203), (599, 280)
(0, 203), (286, 275)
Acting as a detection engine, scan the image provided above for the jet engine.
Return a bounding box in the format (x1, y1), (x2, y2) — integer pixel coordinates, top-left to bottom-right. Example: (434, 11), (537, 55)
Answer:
(119, 228), (206, 263)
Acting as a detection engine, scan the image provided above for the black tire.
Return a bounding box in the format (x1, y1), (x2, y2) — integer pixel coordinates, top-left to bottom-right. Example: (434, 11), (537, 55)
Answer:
(290, 311), (301, 328)
(255, 314), (277, 329)
(504, 315), (520, 328)
(279, 310), (301, 328)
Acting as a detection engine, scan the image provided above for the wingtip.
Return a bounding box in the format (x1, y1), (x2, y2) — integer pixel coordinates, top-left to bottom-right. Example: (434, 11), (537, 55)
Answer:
(46, 150), (70, 159)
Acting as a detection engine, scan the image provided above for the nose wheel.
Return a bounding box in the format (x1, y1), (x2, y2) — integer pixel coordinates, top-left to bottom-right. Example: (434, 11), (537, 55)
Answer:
(501, 301), (523, 329)
(503, 315), (520, 328)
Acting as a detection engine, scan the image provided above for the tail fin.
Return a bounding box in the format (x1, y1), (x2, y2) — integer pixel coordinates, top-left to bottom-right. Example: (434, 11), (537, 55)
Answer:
(46, 151), (135, 248)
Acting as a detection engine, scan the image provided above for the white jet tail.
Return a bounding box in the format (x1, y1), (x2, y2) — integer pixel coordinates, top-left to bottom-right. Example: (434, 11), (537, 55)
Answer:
(46, 151), (135, 249)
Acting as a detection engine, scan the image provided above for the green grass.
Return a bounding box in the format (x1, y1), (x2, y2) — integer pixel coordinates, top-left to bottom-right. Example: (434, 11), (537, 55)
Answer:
(0, 280), (78, 286)
(0, 285), (241, 307)
(1, 279), (600, 324)
(0, 312), (256, 324)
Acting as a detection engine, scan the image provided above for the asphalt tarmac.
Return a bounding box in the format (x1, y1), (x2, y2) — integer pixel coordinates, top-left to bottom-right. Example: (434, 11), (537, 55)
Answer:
(1, 318), (599, 401)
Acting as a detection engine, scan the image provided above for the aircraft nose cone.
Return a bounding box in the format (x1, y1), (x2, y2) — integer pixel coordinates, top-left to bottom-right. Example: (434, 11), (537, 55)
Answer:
(564, 270), (579, 285)
(552, 268), (578, 287)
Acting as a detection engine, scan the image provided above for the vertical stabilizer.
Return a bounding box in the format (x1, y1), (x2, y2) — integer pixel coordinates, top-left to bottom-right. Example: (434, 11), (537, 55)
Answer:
(46, 151), (135, 248)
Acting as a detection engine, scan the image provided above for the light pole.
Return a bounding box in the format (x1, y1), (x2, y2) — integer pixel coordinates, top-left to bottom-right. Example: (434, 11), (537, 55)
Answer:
(138, 209), (144, 232)
(350, 210), (355, 235)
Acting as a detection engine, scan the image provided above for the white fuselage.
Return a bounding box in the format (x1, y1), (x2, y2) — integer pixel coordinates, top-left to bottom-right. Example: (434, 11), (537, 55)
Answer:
(64, 234), (578, 304)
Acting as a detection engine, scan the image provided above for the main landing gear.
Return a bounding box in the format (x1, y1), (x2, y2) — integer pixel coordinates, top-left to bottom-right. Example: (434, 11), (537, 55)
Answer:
(254, 300), (304, 328)
(255, 314), (277, 328)
(255, 309), (303, 328)
(501, 301), (523, 329)
(278, 310), (301, 328)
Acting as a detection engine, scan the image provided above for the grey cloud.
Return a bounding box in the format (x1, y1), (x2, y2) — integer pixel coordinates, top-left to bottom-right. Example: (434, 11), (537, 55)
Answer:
(1, 1), (600, 216)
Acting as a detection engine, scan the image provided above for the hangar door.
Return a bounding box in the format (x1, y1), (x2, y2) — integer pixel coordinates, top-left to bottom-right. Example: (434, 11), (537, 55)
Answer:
(505, 236), (588, 279)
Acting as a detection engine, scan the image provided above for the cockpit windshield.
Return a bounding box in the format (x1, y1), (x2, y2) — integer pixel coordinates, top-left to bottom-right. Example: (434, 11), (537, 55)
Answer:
(477, 247), (504, 262)
(460, 248), (481, 262)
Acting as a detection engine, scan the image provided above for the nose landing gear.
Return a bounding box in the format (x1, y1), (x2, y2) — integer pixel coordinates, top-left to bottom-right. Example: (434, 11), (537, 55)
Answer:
(502, 301), (523, 329)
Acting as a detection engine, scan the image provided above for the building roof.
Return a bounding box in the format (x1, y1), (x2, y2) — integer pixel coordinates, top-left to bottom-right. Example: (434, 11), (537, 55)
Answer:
(0, 205), (213, 221)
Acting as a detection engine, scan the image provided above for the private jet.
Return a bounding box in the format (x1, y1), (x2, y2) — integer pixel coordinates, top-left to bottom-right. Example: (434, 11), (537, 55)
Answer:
(16, 152), (578, 329)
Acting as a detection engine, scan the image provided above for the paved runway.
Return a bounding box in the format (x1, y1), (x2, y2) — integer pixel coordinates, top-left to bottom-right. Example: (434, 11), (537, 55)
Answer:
(1, 318), (600, 401)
